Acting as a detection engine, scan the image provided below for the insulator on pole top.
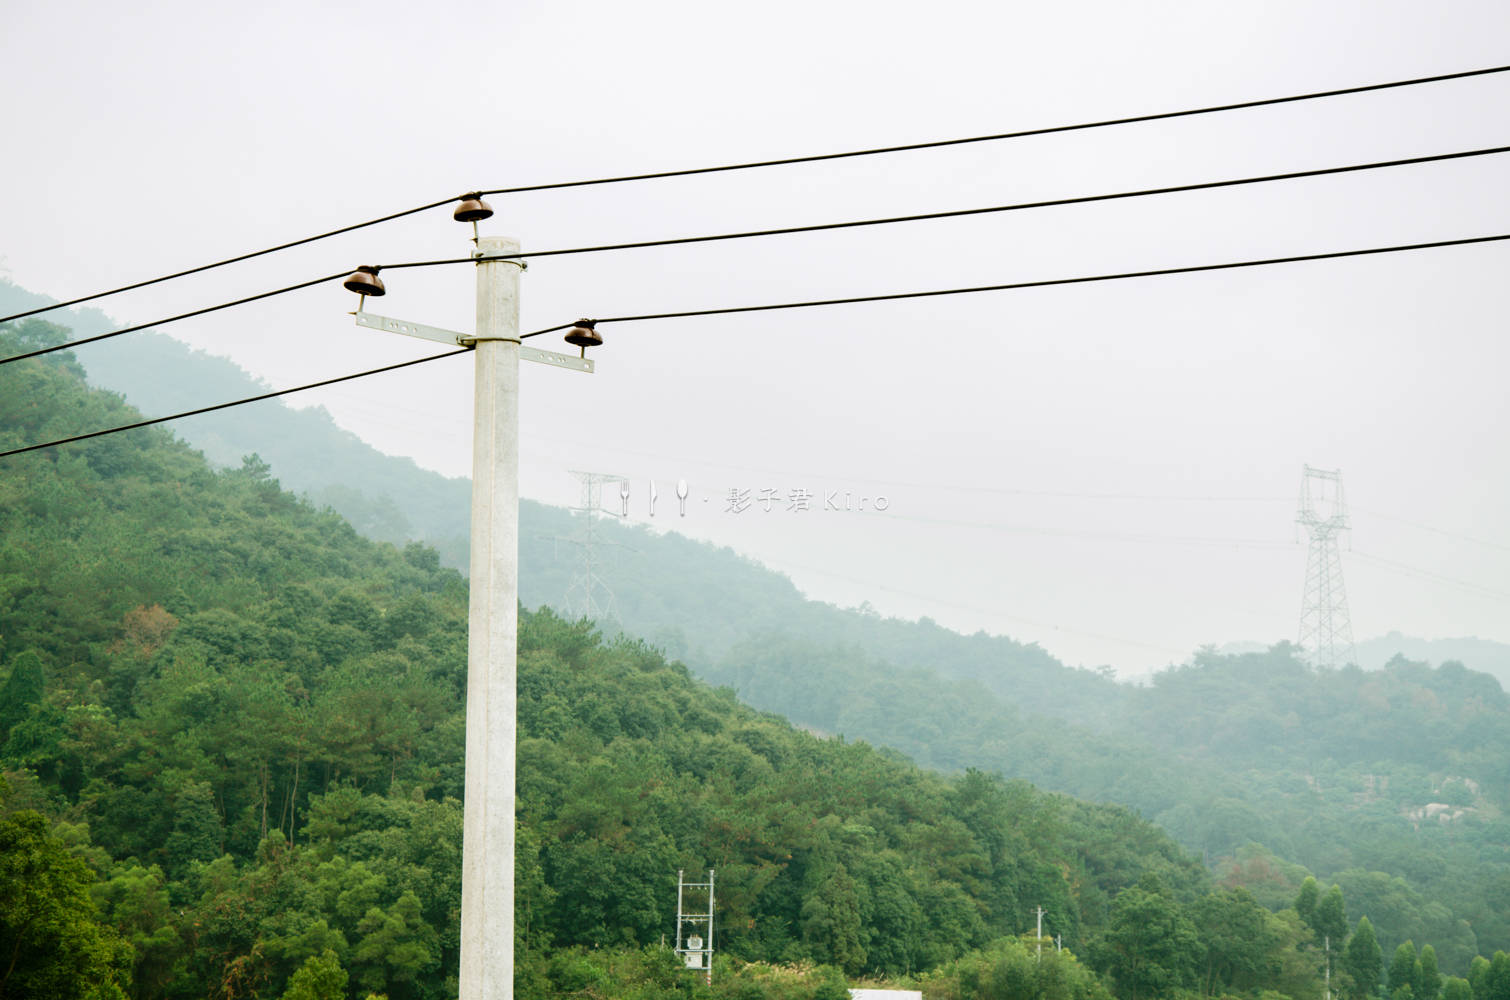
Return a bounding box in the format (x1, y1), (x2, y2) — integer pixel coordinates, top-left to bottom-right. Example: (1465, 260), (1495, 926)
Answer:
(342, 265), (386, 297)
(453, 194), (494, 223)
(564, 319), (602, 358)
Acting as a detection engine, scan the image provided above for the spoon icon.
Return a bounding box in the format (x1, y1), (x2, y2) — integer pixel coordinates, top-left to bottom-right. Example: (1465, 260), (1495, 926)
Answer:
(676, 479), (689, 516)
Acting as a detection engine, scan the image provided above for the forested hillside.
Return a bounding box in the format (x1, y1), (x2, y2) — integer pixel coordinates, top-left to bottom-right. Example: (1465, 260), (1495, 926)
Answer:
(1352, 635), (1510, 691)
(684, 638), (1510, 972)
(0, 319), (1376, 1000)
(6, 299), (1510, 1000)
(517, 509), (1510, 972)
(0, 280), (475, 567)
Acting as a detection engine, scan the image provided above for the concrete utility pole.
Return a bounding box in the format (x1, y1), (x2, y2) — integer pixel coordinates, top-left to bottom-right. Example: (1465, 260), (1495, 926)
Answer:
(347, 219), (596, 1000)
(1036, 906), (1045, 960)
(1325, 935), (1332, 1000)
(461, 236), (524, 1000)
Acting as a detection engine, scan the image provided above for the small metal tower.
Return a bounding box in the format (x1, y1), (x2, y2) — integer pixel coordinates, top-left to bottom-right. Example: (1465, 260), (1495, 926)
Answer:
(1296, 465), (1355, 668)
(675, 869), (715, 985)
(560, 470), (628, 621)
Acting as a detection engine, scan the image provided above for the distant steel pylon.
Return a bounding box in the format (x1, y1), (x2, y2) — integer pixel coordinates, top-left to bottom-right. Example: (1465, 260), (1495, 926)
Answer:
(561, 469), (628, 622)
(1296, 465), (1355, 668)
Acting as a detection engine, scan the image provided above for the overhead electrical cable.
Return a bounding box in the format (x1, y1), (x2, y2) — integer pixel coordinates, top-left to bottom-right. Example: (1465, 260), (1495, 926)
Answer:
(0, 271), (348, 367)
(1353, 507), (1510, 552)
(4, 63), (1505, 326)
(15, 143), (1507, 368)
(1350, 550), (1510, 601)
(0, 348), (468, 460)
(858, 509), (1295, 550)
(521, 435), (1291, 502)
(519, 231), (1510, 338)
(0, 197), (465, 325)
(382, 144), (1510, 269)
(6, 229), (1509, 459)
(479, 65), (1510, 195)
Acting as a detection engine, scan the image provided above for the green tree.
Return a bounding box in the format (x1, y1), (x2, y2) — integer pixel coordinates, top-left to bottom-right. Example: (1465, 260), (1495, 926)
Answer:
(800, 861), (868, 976)
(1468, 957), (1490, 1000)
(1485, 953), (1510, 1000)
(1442, 978), (1471, 1000)
(162, 780), (222, 876)
(1390, 942), (1418, 999)
(0, 810), (132, 1000)
(1418, 944), (1440, 1000)
(1193, 887), (1271, 995)
(1315, 885), (1349, 951)
(91, 861), (181, 1000)
(0, 649), (45, 744)
(1344, 917), (1383, 1000)
(281, 948), (348, 1000)
(1297, 876), (1321, 930)
(348, 890), (440, 998)
(1104, 876), (1200, 1000)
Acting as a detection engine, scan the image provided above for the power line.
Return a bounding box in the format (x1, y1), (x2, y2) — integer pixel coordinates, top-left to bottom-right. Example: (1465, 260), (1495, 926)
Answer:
(521, 231), (1510, 337)
(384, 145), (1510, 270)
(0, 271), (348, 367)
(1350, 550), (1510, 602)
(0, 198), (463, 324)
(5, 63), (1505, 326)
(478, 65), (1510, 196)
(20, 142), (1508, 369)
(8, 230), (1509, 457)
(1353, 506), (1510, 553)
(865, 509), (1294, 551)
(523, 434), (1290, 502)
(0, 347), (467, 460)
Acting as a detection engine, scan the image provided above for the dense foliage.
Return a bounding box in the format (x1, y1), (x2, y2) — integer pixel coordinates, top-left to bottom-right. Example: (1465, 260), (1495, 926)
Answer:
(0, 319), (1176, 998)
(0, 325), (1185, 997)
(5, 305), (1508, 1000)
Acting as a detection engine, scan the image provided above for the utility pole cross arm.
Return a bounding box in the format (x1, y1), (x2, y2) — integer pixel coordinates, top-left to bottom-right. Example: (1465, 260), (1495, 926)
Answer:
(355, 310), (594, 373)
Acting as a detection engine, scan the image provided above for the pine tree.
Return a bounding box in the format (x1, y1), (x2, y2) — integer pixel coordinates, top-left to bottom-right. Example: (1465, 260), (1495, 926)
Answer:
(1296, 876), (1321, 931)
(1315, 885), (1349, 948)
(1345, 917), (1383, 1000)
(0, 649), (45, 743)
(1390, 941), (1418, 999)
(1418, 945), (1441, 1000)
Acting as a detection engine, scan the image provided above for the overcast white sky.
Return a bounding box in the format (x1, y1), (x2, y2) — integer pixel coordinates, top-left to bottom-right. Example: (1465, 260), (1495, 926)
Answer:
(3, 0), (1508, 677)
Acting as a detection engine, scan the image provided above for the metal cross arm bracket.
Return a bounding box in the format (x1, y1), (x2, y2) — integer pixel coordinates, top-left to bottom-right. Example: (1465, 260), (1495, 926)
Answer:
(354, 311), (594, 373)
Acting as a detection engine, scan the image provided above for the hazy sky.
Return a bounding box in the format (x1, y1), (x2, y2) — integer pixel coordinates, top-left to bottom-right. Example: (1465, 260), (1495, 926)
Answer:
(4, 1), (1508, 677)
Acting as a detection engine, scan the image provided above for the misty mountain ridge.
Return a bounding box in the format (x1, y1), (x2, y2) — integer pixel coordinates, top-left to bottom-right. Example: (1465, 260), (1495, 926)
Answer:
(5, 278), (1502, 694)
(8, 283), (1510, 969)
(0, 323), (1210, 998)
(1218, 634), (1510, 692)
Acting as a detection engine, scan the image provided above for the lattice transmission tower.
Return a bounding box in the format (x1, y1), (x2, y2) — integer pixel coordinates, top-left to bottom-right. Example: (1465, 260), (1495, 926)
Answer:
(1296, 465), (1355, 668)
(560, 469), (629, 622)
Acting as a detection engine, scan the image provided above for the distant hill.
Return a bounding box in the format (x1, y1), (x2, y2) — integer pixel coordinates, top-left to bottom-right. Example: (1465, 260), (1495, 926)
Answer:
(1221, 634), (1510, 693)
(7, 282), (1509, 973)
(1354, 632), (1510, 691)
(0, 280), (1119, 727)
(0, 304), (1207, 999)
(0, 280), (475, 566)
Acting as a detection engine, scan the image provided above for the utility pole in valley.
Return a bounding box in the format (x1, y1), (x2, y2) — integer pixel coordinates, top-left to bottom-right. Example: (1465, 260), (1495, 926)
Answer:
(343, 200), (600, 1000)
